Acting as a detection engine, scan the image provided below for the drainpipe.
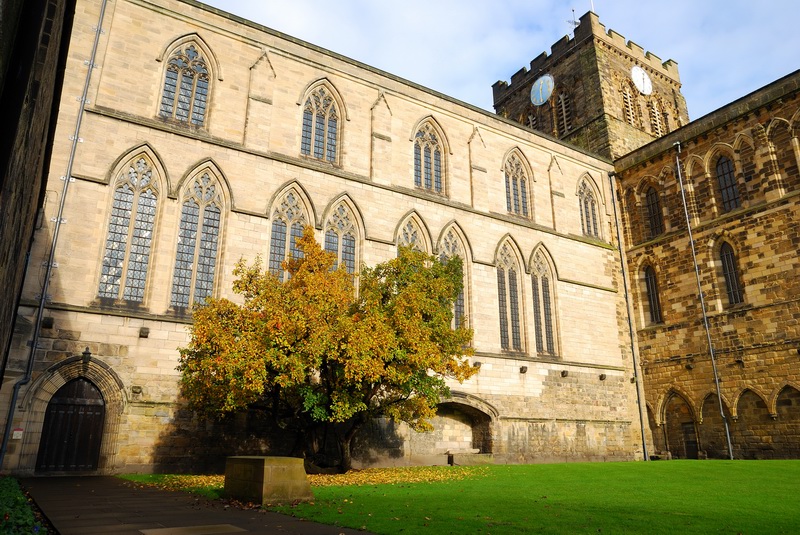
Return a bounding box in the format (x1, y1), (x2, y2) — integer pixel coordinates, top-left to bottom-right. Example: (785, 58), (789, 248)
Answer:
(608, 171), (649, 461)
(0, 0), (108, 470)
(673, 141), (734, 460)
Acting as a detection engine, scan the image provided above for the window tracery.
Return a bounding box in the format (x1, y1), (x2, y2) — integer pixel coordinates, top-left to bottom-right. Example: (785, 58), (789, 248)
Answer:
(497, 244), (523, 351)
(578, 180), (599, 238)
(531, 251), (556, 355)
(504, 153), (530, 217)
(98, 157), (158, 303)
(440, 229), (467, 329)
(414, 122), (444, 194)
(324, 203), (357, 274)
(160, 44), (209, 126)
(301, 85), (339, 163)
(269, 191), (307, 281)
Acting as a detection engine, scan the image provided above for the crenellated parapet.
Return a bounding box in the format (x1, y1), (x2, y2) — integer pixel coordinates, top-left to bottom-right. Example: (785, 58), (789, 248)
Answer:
(493, 11), (680, 105)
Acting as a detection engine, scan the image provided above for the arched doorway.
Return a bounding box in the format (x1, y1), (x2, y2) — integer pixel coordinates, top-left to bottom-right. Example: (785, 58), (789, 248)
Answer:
(36, 378), (105, 472)
(663, 392), (698, 459)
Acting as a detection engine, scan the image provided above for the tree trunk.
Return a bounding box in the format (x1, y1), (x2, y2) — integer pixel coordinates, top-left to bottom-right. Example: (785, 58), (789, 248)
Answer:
(338, 418), (365, 473)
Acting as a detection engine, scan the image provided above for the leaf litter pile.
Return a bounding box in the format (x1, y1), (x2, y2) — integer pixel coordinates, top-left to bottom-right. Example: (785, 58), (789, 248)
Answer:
(127, 465), (487, 494)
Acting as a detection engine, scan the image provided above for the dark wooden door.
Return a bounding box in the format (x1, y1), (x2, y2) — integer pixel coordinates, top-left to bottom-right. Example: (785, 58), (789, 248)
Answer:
(36, 378), (105, 472)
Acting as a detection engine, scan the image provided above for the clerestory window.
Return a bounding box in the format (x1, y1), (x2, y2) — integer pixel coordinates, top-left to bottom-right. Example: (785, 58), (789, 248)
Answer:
(414, 122), (444, 194)
(301, 86), (339, 163)
(716, 156), (741, 212)
(578, 181), (599, 238)
(160, 44), (210, 126)
(504, 153), (530, 217)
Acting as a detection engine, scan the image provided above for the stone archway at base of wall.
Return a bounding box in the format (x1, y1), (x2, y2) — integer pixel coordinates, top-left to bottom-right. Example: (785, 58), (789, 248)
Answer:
(16, 356), (126, 474)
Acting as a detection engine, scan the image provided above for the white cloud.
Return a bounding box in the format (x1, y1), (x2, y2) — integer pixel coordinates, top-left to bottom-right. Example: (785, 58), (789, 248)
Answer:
(202, 0), (799, 119)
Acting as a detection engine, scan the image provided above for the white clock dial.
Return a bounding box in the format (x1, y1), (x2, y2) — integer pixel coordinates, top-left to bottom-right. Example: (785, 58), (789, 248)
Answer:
(631, 65), (652, 95)
(530, 74), (555, 106)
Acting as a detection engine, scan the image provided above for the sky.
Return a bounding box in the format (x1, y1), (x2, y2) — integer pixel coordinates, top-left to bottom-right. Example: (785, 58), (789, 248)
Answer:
(201, 0), (799, 121)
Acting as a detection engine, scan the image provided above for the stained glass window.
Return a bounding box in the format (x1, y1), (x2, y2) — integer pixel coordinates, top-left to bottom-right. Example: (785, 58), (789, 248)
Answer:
(301, 86), (338, 163)
(170, 172), (221, 309)
(414, 122), (444, 194)
(160, 44), (209, 126)
(99, 157), (158, 303)
(269, 191), (306, 281)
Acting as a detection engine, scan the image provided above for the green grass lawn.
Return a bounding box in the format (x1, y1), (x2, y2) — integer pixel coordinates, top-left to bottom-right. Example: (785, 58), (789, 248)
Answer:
(122, 461), (800, 534)
(272, 461), (800, 534)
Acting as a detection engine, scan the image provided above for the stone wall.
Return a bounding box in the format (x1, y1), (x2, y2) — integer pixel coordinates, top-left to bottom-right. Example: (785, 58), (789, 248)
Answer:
(616, 70), (800, 460)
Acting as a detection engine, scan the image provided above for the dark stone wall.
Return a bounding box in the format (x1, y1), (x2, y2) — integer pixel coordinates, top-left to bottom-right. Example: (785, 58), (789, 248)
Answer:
(0, 0), (74, 386)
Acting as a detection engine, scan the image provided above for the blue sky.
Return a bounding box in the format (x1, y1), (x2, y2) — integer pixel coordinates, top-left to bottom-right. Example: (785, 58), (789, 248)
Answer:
(201, 0), (798, 120)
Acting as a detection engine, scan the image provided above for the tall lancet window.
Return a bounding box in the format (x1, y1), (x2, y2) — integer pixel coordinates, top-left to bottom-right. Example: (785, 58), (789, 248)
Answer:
(496, 244), (523, 351)
(301, 86), (339, 163)
(269, 191), (307, 281)
(160, 43), (210, 126)
(439, 229), (468, 329)
(531, 251), (557, 356)
(99, 157), (159, 303)
(324, 203), (358, 274)
(414, 122), (444, 193)
(171, 172), (222, 309)
(504, 153), (530, 217)
(578, 180), (600, 238)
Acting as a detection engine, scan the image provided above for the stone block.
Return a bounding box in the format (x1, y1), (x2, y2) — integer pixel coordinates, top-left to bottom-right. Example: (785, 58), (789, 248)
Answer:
(224, 456), (313, 504)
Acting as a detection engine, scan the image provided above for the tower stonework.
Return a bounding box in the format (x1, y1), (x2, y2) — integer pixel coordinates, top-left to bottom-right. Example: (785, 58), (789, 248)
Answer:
(493, 11), (689, 160)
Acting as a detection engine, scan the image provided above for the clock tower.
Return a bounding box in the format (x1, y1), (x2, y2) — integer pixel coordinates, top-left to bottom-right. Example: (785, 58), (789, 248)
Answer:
(492, 11), (689, 160)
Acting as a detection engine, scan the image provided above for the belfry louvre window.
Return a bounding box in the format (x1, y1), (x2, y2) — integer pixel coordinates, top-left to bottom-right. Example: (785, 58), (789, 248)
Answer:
(269, 192), (306, 281)
(324, 204), (357, 274)
(622, 85), (636, 127)
(649, 101), (664, 136)
(556, 93), (572, 135)
(644, 265), (663, 324)
(301, 86), (338, 163)
(531, 252), (556, 355)
(716, 156), (741, 212)
(578, 181), (599, 238)
(497, 245), (522, 351)
(645, 186), (663, 238)
(170, 173), (221, 308)
(414, 122), (444, 193)
(720, 242), (744, 305)
(160, 44), (209, 126)
(98, 158), (158, 303)
(504, 153), (530, 217)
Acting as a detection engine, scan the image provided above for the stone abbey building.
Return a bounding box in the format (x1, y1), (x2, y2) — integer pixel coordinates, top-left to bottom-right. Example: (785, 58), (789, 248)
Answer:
(0, 0), (797, 474)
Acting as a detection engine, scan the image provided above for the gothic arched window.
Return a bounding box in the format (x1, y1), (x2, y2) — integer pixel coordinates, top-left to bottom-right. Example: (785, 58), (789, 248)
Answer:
(98, 157), (159, 303)
(578, 180), (599, 238)
(645, 186), (663, 238)
(269, 191), (307, 281)
(504, 153), (530, 217)
(497, 244), (523, 351)
(414, 122), (444, 194)
(720, 242), (744, 306)
(439, 229), (468, 329)
(324, 203), (358, 274)
(644, 265), (663, 324)
(301, 85), (339, 163)
(531, 251), (557, 356)
(159, 43), (210, 126)
(398, 218), (426, 252)
(716, 156), (741, 212)
(170, 172), (222, 309)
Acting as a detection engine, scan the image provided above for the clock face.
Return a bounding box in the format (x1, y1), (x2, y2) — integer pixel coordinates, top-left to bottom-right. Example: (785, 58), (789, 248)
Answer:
(631, 65), (652, 95)
(530, 74), (555, 106)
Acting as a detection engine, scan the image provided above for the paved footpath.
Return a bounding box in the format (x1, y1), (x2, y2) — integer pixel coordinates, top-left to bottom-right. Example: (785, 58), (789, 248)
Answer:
(21, 476), (370, 535)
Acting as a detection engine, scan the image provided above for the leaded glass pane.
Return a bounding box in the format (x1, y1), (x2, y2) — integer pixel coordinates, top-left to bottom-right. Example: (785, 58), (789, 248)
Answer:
(326, 116), (337, 162)
(645, 187), (663, 237)
(497, 268), (509, 350)
(99, 185), (134, 298)
(314, 113), (325, 159)
(532, 274), (543, 353)
(454, 289), (465, 330)
(160, 68), (178, 117)
(191, 77), (209, 126)
(721, 243), (744, 305)
(122, 189), (156, 302)
(160, 44), (209, 125)
(644, 266), (662, 323)
(509, 270), (521, 350)
(269, 220), (287, 279)
(194, 204), (220, 304)
(342, 234), (356, 274)
(716, 156), (741, 212)
(424, 146), (432, 189)
(505, 176), (512, 212)
(520, 178), (529, 217)
(325, 229), (339, 270)
(301, 108), (313, 155)
(543, 277), (554, 353)
(414, 143), (422, 187)
(434, 150), (442, 193)
(512, 177), (520, 213)
(171, 199), (199, 308)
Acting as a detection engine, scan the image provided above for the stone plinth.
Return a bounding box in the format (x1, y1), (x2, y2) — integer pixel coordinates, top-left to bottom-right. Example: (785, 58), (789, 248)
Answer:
(224, 456), (313, 504)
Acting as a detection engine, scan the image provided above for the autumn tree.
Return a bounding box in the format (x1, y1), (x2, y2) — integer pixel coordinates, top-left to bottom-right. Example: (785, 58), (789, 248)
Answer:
(178, 226), (475, 471)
